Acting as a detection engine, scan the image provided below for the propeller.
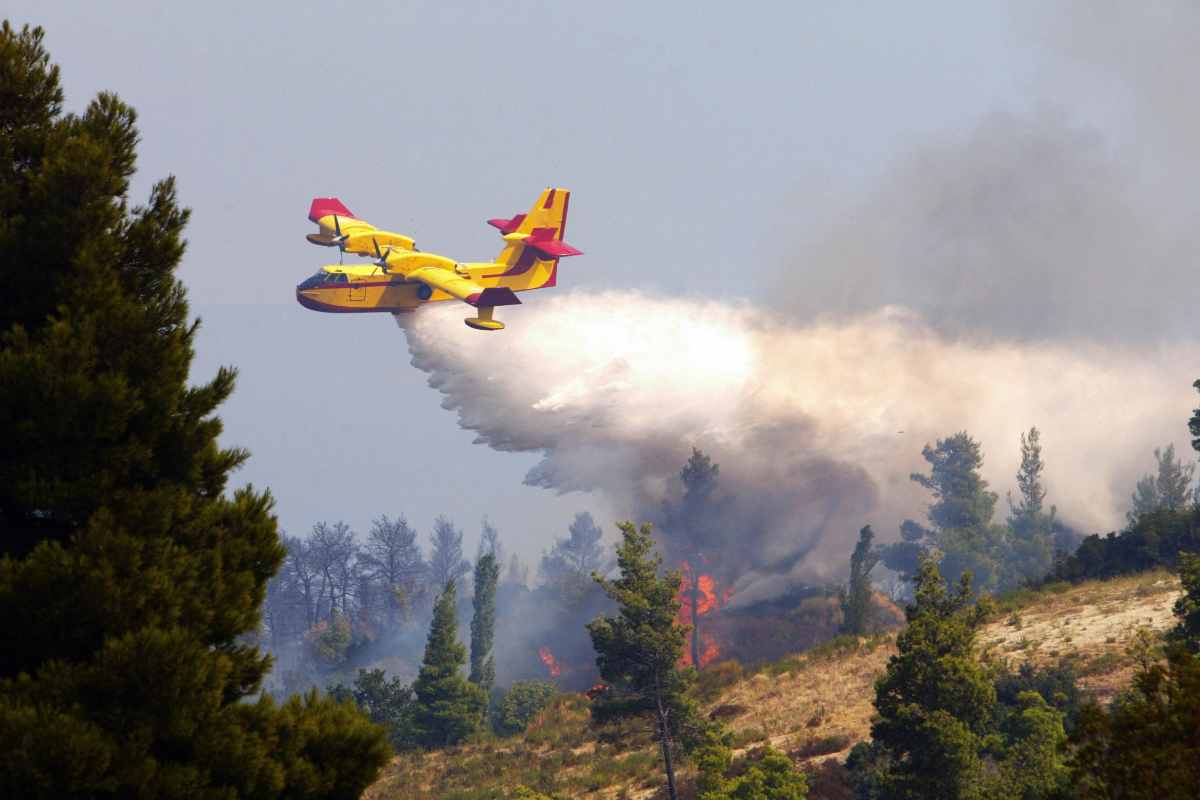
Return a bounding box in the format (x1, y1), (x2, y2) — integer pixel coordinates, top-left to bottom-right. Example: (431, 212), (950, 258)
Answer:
(332, 215), (349, 264)
(373, 238), (393, 273)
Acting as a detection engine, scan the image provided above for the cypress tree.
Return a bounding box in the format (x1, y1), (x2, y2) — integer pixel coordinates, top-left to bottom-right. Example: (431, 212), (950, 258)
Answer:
(469, 551), (499, 696)
(412, 580), (487, 747)
(662, 449), (723, 670)
(839, 525), (879, 636)
(1005, 427), (1057, 588)
(0, 22), (389, 797)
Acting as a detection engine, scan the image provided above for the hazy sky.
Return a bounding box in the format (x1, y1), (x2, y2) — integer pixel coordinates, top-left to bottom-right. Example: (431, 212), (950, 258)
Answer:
(8, 2), (1176, 565)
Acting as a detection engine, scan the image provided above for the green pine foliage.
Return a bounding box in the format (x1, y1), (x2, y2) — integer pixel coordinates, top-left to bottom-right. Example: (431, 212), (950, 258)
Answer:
(587, 521), (699, 800)
(851, 555), (1072, 800)
(869, 554), (996, 799)
(328, 668), (417, 750)
(910, 432), (998, 533)
(469, 552), (500, 696)
(1127, 444), (1195, 524)
(0, 21), (389, 798)
(412, 580), (487, 748)
(987, 692), (1069, 799)
(1051, 508), (1200, 582)
(1170, 552), (1200, 650)
(885, 432), (1006, 593)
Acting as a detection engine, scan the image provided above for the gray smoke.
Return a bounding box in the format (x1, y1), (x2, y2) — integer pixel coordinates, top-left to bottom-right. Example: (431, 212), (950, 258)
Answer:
(782, 2), (1200, 343)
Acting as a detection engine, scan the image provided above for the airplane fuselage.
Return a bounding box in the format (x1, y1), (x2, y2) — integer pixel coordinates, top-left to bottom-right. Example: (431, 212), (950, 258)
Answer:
(294, 259), (557, 314)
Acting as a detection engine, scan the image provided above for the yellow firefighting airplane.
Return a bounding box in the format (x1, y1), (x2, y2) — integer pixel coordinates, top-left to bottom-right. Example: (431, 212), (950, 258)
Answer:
(296, 188), (580, 330)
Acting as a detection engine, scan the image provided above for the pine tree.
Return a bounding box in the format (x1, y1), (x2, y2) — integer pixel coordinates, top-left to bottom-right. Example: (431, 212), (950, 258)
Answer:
(587, 522), (698, 800)
(540, 511), (607, 608)
(469, 552), (499, 696)
(1128, 444), (1195, 523)
(908, 432), (1004, 591)
(870, 554), (996, 799)
(910, 433), (998, 531)
(839, 525), (879, 636)
(412, 580), (486, 748)
(0, 22), (389, 797)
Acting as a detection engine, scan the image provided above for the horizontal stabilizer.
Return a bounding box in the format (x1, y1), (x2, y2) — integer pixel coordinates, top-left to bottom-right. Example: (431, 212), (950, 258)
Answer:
(309, 197), (354, 223)
(467, 287), (522, 307)
(487, 213), (527, 234)
(526, 237), (583, 258)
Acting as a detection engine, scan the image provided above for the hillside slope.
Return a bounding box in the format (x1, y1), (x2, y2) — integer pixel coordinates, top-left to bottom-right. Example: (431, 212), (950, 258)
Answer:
(365, 571), (1182, 800)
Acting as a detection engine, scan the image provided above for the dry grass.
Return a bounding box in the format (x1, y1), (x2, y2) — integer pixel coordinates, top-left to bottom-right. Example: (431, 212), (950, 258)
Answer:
(716, 636), (894, 763)
(979, 570), (1180, 700)
(367, 571), (1183, 799)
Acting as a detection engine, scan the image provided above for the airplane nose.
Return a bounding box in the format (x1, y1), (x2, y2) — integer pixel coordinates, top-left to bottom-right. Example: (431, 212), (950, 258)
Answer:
(295, 287), (323, 311)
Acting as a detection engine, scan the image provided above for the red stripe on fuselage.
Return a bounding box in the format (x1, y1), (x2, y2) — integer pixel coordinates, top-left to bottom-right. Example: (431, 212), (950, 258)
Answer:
(296, 291), (417, 314)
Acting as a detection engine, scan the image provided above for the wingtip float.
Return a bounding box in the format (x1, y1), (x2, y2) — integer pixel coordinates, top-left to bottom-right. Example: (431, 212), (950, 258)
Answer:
(296, 189), (581, 331)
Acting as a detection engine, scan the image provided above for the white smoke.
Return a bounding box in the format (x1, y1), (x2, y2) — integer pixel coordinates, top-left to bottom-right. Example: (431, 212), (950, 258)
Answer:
(400, 293), (1199, 601)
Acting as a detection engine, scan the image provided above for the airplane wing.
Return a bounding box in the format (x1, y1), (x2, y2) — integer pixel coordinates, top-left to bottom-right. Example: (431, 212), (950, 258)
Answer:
(405, 267), (521, 308)
(306, 197), (415, 253)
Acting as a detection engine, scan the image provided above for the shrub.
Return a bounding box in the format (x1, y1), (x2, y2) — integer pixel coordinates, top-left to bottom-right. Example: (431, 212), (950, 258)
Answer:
(494, 680), (558, 736)
(792, 734), (852, 760)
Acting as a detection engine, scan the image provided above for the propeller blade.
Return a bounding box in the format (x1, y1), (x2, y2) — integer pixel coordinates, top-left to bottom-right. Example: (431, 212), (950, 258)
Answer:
(374, 244), (393, 273)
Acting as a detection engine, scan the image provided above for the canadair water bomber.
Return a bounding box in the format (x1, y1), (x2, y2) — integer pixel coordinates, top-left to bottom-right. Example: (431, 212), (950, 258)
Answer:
(296, 188), (581, 330)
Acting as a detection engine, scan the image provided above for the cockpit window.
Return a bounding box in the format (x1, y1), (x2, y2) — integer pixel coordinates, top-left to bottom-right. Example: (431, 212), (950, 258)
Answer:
(297, 270), (349, 290)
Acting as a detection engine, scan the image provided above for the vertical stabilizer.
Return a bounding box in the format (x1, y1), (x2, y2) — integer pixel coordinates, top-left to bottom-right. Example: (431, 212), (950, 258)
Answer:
(486, 189), (581, 283)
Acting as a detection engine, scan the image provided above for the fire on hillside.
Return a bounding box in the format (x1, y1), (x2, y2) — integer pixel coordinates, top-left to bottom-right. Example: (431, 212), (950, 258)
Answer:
(676, 561), (734, 668)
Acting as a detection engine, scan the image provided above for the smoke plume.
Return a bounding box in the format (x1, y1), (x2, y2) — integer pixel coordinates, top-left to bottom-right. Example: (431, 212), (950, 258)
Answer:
(400, 296), (1198, 604)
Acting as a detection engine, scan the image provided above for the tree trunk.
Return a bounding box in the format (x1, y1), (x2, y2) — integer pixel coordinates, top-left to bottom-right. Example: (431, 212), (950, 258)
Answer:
(689, 572), (701, 669)
(656, 695), (678, 800)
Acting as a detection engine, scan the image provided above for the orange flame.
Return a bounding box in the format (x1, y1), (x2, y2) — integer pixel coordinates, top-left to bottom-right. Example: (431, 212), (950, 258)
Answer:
(675, 562), (733, 668)
(538, 645), (562, 678)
